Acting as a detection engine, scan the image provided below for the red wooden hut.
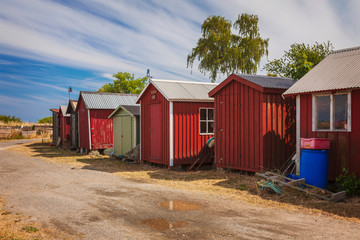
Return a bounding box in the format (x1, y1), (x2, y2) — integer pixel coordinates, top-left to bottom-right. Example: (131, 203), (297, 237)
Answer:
(50, 108), (60, 144)
(209, 74), (296, 172)
(58, 105), (70, 143)
(283, 46), (360, 180)
(66, 99), (78, 149)
(137, 79), (218, 167)
(76, 91), (138, 152)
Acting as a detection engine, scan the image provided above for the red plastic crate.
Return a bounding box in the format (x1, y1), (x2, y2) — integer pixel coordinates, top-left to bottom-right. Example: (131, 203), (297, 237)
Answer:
(300, 138), (330, 150)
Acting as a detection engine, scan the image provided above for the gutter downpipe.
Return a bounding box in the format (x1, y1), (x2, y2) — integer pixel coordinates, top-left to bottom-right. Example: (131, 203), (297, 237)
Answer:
(169, 101), (173, 167)
(296, 95), (300, 175)
(88, 109), (92, 150)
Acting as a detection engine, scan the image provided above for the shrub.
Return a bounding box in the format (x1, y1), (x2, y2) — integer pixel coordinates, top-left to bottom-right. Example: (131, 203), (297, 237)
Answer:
(0, 115), (21, 123)
(38, 117), (52, 124)
(336, 168), (360, 196)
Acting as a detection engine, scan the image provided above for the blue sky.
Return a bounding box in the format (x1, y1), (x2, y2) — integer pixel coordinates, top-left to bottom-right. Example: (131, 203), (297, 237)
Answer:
(0, 0), (359, 122)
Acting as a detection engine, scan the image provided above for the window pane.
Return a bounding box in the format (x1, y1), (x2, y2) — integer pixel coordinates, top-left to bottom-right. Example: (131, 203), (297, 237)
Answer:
(316, 95), (330, 130)
(200, 121), (207, 133)
(208, 109), (214, 120)
(334, 94), (348, 130)
(208, 121), (214, 133)
(200, 109), (207, 120)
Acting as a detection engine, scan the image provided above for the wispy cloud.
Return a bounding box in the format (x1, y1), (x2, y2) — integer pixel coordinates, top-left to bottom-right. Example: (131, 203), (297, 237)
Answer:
(2, 0), (358, 80)
(101, 73), (115, 80)
(0, 73), (68, 92)
(25, 94), (68, 105)
(1, 0), (360, 121)
(0, 59), (16, 65)
(0, 0), (207, 81)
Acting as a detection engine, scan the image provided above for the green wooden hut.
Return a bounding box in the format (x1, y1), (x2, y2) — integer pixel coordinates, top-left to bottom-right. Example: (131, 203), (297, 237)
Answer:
(109, 105), (140, 157)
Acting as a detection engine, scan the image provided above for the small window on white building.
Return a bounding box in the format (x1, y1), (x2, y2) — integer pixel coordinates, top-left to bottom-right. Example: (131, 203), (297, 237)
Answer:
(313, 92), (351, 131)
(200, 108), (214, 134)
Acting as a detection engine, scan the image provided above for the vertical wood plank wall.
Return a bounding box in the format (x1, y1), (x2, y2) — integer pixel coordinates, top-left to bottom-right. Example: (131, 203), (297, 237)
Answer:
(173, 102), (214, 165)
(214, 80), (295, 172)
(59, 113), (70, 142)
(300, 90), (360, 180)
(90, 109), (114, 150)
(140, 84), (169, 165)
(52, 111), (60, 143)
(77, 98), (90, 150)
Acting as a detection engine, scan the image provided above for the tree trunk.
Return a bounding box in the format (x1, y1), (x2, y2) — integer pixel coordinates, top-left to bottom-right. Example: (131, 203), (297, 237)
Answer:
(222, 62), (230, 77)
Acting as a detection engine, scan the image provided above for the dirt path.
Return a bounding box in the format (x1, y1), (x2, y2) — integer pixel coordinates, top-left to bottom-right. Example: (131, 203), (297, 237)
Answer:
(1, 140), (360, 239)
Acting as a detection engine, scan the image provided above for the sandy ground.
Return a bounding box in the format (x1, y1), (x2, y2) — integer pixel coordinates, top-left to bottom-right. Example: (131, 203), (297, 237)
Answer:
(1, 140), (360, 240)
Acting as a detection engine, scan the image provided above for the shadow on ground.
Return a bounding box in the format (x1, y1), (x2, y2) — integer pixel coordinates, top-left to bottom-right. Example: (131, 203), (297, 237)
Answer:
(214, 177), (360, 220)
(25, 142), (360, 220)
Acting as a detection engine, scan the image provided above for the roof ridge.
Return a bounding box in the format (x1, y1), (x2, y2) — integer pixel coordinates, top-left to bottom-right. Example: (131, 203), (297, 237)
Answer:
(331, 46), (360, 54)
(151, 79), (218, 85)
(236, 73), (292, 80)
(80, 91), (139, 96)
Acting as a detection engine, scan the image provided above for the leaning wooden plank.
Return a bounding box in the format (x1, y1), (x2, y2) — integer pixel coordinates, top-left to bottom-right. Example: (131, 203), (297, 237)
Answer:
(286, 178), (305, 186)
(281, 182), (332, 201)
(255, 173), (268, 178)
(257, 171), (346, 201)
(330, 191), (346, 202)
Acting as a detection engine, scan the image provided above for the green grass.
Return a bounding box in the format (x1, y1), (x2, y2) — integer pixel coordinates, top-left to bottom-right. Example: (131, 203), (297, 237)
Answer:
(22, 226), (38, 233)
(236, 184), (248, 191)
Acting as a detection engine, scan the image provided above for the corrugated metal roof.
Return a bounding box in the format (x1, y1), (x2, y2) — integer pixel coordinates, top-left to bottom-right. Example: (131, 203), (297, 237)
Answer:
(81, 91), (139, 109)
(236, 74), (294, 89)
(283, 46), (360, 95)
(122, 105), (140, 116)
(108, 105), (140, 118)
(146, 79), (218, 101)
(59, 105), (70, 117)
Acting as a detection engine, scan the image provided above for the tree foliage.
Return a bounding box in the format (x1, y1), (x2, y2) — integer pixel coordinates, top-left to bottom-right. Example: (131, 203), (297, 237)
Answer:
(263, 41), (334, 80)
(0, 115), (21, 123)
(38, 116), (52, 124)
(187, 13), (269, 82)
(97, 72), (147, 94)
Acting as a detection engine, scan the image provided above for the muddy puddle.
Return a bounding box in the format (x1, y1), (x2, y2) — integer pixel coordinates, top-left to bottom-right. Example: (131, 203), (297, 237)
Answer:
(142, 218), (188, 231)
(159, 200), (201, 211)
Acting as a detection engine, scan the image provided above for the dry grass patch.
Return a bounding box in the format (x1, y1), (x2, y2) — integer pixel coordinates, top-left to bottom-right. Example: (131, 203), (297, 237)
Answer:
(8, 141), (360, 222)
(0, 121), (33, 127)
(0, 198), (76, 240)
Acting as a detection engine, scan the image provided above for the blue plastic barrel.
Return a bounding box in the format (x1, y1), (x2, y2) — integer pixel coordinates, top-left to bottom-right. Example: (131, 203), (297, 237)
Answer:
(300, 149), (329, 189)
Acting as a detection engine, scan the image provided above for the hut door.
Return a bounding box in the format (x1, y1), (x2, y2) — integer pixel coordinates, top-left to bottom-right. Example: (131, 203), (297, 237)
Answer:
(120, 116), (133, 154)
(150, 103), (161, 160)
(71, 114), (76, 147)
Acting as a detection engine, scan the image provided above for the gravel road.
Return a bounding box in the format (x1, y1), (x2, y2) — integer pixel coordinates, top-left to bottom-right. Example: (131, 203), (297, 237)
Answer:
(1, 140), (360, 239)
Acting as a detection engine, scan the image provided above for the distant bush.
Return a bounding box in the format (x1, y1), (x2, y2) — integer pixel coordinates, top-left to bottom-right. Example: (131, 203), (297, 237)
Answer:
(0, 115), (21, 123)
(9, 131), (24, 139)
(38, 116), (52, 124)
(336, 168), (360, 196)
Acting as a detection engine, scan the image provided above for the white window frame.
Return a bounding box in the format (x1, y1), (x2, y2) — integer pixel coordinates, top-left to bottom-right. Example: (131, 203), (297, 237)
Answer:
(312, 91), (351, 132)
(199, 108), (214, 135)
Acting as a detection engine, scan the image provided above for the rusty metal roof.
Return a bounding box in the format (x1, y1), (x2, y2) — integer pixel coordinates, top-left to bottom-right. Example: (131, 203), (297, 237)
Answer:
(283, 46), (360, 96)
(236, 74), (293, 89)
(80, 91), (139, 109)
(140, 79), (218, 102)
